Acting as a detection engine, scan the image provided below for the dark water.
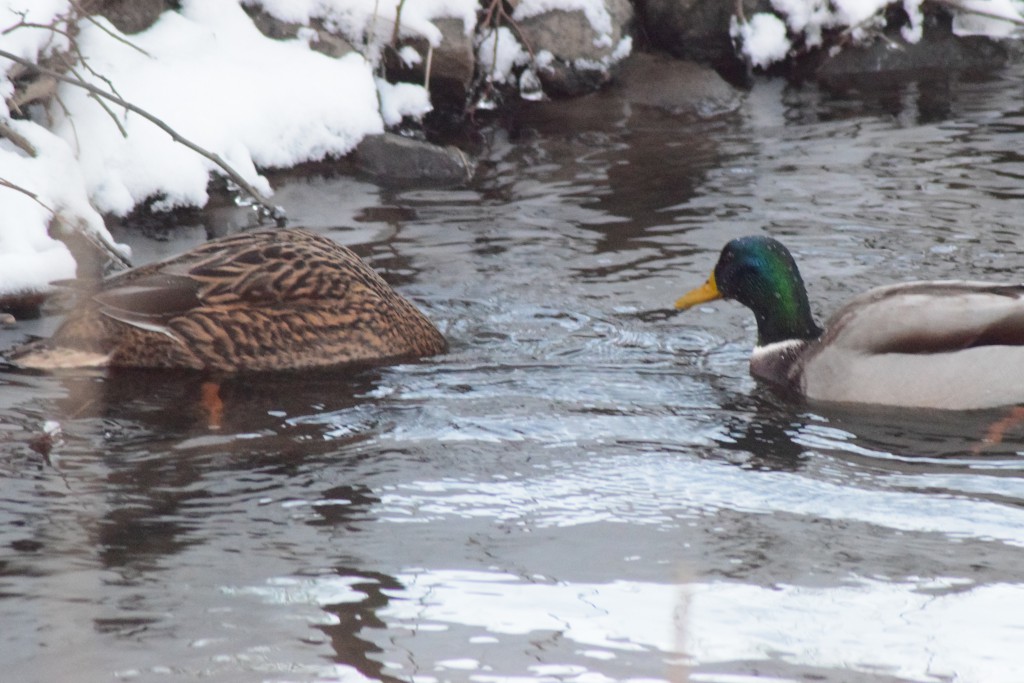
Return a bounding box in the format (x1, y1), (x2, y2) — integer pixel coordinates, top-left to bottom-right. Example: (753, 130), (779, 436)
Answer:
(4, 65), (1024, 683)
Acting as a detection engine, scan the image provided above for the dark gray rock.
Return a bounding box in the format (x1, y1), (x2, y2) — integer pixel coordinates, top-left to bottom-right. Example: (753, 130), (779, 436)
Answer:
(613, 52), (742, 116)
(246, 7), (354, 58)
(353, 133), (474, 186)
(814, 28), (1009, 82)
(0, 291), (45, 319)
(639, 0), (772, 70)
(92, 0), (174, 34)
(512, 51), (742, 139)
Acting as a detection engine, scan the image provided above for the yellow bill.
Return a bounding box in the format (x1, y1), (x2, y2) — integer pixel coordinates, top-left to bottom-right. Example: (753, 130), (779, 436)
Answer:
(675, 273), (721, 310)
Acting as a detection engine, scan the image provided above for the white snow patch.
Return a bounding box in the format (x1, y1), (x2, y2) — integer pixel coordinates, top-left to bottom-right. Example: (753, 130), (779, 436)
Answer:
(514, 0), (614, 37)
(0, 118), (116, 296)
(478, 26), (530, 84)
(53, 0), (383, 216)
(398, 45), (422, 66)
(902, 0), (925, 42)
(951, 0), (1024, 37)
(376, 78), (432, 126)
(733, 13), (791, 68)
(243, 0), (478, 51)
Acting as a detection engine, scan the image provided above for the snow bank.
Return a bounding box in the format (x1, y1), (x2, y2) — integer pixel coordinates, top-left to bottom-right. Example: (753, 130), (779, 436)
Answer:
(0, 0), (102, 298)
(246, 0), (478, 61)
(0, 0), (478, 301)
(55, 1), (383, 215)
(0, 120), (84, 294)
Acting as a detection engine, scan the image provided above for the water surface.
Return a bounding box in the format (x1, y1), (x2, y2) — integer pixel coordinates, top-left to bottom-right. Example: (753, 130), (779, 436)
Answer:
(3, 66), (1024, 682)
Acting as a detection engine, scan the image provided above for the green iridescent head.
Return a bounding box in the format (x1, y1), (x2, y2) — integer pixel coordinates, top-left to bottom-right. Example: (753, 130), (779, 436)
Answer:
(676, 236), (823, 346)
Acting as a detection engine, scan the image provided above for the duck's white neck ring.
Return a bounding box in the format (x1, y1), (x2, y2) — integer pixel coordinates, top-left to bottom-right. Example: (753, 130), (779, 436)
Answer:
(751, 339), (807, 360)
(749, 338), (810, 389)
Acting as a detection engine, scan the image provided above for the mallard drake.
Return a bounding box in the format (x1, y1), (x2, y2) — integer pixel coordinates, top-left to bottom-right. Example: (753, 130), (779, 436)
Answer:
(8, 228), (447, 372)
(675, 235), (1024, 410)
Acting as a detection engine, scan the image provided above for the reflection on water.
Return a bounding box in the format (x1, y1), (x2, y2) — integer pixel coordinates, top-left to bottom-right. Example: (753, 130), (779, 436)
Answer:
(4, 64), (1024, 683)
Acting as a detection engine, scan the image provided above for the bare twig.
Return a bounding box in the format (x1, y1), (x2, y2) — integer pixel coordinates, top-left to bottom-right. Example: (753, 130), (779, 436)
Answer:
(52, 92), (79, 149)
(424, 43), (433, 90)
(4, 14), (143, 137)
(0, 47), (285, 224)
(733, 0), (747, 24)
(68, 0), (151, 57)
(2, 5), (147, 59)
(2, 20), (68, 36)
(0, 119), (37, 156)
(64, 60), (128, 137)
(480, 0), (535, 62)
(391, 0), (407, 46)
(0, 176), (50, 207)
(0, 176), (132, 271)
(49, 210), (133, 271)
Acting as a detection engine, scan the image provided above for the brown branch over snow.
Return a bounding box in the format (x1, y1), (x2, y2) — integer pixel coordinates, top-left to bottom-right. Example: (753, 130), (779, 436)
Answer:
(0, 175), (133, 274)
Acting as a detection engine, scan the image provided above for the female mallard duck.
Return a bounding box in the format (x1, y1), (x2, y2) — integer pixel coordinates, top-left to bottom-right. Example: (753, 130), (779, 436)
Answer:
(676, 235), (1024, 410)
(9, 228), (447, 372)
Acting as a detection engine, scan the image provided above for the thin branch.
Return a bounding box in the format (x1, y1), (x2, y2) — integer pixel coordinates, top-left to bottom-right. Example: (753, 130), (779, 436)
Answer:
(480, 0), (536, 62)
(0, 176), (50, 208)
(52, 91), (80, 151)
(734, 0), (747, 24)
(68, 0), (151, 57)
(391, 0), (407, 46)
(2, 6), (147, 60)
(2, 20), (67, 36)
(0, 47), (285, 223)
(424, 43), (433, 90)
(0, 119), (37, 156)
(63, 60), (128, 137)
(49, 210), (133, 271)
(0, 176), (132, 271)
(56, 37), (131, 105)
(5, 16), (143, 137)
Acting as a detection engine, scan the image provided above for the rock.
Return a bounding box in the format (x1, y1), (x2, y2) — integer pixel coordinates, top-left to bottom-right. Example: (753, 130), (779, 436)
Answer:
(91, 0), (172, 34)
(352, 133), (474, 186)
(612, 52), (742, 117)
(814, 27), (1009, 84)
(639, 0), (772, 74)
(0, 295), (44, 320)
(514, 0), (634, 97)
(246, 7), (354, 58)
(247, 8), (303, 41)
(511, 52), (741, 138)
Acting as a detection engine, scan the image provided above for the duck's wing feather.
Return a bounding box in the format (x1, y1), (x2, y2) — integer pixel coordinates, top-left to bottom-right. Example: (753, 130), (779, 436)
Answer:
(798, 281), (1024, 409)
(172, 229), (376, 306)
(89, 230), (389, 333)
(821, 281), (1024, 354)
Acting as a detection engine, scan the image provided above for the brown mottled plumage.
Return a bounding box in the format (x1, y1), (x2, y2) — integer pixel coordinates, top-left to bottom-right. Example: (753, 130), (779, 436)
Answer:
(9, 228), (447, 372)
